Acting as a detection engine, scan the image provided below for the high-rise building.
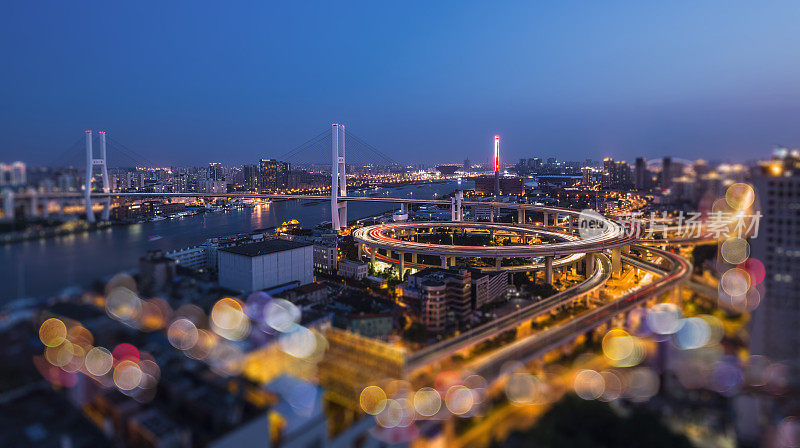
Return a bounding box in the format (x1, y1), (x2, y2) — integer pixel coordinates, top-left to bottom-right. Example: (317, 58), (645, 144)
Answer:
(208, 162), (224, 181)
(258, 159), (290, 193)
(0, 161), (26, 186)
(634, 157), (650, 190)
(750, 151), (800, 362)
(463, 159), (470, 171)
(741, 149), (800, 445)
(242, 164), (258, 191)
(602, 158), (632, 189)
(661, 156), (673, 189)
(403, 268), (477, 331)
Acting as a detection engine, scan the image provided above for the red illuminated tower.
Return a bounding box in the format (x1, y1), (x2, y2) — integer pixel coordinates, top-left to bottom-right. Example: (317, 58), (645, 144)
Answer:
(493, 135), (500, 196)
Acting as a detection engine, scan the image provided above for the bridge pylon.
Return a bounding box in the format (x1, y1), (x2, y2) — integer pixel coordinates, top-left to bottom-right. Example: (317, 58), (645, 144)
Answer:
(331, 123), (347, 231)
(84, 130), (111, 223)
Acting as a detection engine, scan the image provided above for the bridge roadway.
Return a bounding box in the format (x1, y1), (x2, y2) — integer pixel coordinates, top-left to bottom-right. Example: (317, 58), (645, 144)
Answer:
(464, 245), (691, 381)
(14, 191), (611, 218)
(363, 245), (585, 273)
(623, 253), (722, 303)
(405, 253), (612, 370)
(354, 221), (636, 259)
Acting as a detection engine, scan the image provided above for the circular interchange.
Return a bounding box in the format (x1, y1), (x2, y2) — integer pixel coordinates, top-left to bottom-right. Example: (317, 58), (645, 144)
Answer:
(353, 208), (637, 272)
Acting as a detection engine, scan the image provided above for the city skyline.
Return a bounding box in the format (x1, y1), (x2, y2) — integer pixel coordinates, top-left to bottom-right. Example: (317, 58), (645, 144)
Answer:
(4, 2), (800, 165)
(2, 3), (800, 446)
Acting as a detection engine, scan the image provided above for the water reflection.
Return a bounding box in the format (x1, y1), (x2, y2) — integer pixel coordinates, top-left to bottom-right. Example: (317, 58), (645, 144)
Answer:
(1, 181), (467, 300)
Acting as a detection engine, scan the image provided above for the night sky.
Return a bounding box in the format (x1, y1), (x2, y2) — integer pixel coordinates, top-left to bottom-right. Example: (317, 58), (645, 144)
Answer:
(3, 1), (800, 166)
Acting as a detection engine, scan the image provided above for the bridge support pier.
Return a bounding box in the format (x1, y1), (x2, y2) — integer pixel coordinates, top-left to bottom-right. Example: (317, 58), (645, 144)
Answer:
(542, 212), (549, 226)
(411, 253), (417, 264)
(441, 256), (447, 268)
(330, 123), (347, 231)
(517, 209), (525, 224)
(586, 253), (595, 275)
(672, 285), (682, 302)
(84, 130), (95, 223)
(370, 247), (376, 266)
(611, 248), (621, 277)
(358, 243), (363, 260)
(399, 252), (405, 276)
(489, 206), (495, 222)
(544, 256), (554, 285)
(495, 257), (502, 270)
(99, 132), (110, 221)
(453, 190), (463, 221)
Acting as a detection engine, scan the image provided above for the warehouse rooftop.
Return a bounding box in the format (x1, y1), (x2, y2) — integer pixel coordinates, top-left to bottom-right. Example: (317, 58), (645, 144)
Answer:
(219, 239), (312, 257)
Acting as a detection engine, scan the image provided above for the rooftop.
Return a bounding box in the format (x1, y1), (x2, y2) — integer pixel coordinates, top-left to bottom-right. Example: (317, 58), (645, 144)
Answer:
(219, 239), (312, 257)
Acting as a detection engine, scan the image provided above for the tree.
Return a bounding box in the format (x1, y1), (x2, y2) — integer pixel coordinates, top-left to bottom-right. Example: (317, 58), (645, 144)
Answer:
(497, 394), (693, 448)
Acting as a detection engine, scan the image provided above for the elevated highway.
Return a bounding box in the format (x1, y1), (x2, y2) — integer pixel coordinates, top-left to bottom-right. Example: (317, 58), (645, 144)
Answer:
(466, 245), (691, 381)
(406, 253), (613, 371)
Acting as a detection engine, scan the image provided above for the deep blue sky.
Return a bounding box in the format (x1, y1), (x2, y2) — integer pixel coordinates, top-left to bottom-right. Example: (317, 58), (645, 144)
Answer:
(3, 1), (800, 166)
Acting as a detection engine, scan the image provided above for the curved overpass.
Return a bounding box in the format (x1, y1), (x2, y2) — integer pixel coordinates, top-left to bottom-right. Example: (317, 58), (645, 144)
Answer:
(354, 221), (638, 261)
(467, 245), (691, 380)
(406, 253), (613, 370)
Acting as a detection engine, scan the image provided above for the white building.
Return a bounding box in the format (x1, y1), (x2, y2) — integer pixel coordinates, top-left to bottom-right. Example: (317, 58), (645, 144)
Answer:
(338, 259), (368, 280)
(165, 245), (207, 270)
(218, 240), (313, 292)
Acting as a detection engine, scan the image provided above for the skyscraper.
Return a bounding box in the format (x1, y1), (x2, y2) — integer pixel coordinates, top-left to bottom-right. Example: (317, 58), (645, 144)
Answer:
(750, 151), (800, 363)
(634, 157), (649, 190)
(242, 164), (259, 191)
(741, 149), (800, 444)
(661, 156), (673, 189)
(258, 159), (290, 192)
(208, 162), (224, 181)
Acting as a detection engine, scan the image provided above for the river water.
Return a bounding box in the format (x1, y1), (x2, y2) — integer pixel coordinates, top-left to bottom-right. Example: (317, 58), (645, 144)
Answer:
(0, 181), (470, 301)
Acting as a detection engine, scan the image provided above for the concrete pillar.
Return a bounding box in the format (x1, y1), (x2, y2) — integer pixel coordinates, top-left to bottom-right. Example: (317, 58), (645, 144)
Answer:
(401, 203), (409, 214)
(85, 130), (95, 223)
(568, 216), (573, 232)
(555, 213), (559, 226)
(489, 206), (495, 222)
(542, 212), (548, 226)
(370, 247), (376, 265)
(455, 190), (463, 221)
(517, 208), (525, 224)
(543, 257), (554, 284)
(622, 245), (631, 255)
(495, 257), (502, 270)
(399, 252), (405, 275)
(441, 256), (447, 268)
(611, 248), (621, 277)
(672, 285), (682, 302)
(411, 253), (418, 264)
(358, 243), (363, 259)
(2, 190), (14, 220)
(586, 253), (595, 274)
(99, 131), (110, 221)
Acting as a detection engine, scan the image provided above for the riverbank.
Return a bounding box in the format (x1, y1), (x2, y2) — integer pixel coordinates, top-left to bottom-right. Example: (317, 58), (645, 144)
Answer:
(1, 180), (471, 301)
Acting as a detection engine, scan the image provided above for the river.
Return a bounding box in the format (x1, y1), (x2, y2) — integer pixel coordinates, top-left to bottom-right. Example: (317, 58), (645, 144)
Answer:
(0, 181), (470, 301)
